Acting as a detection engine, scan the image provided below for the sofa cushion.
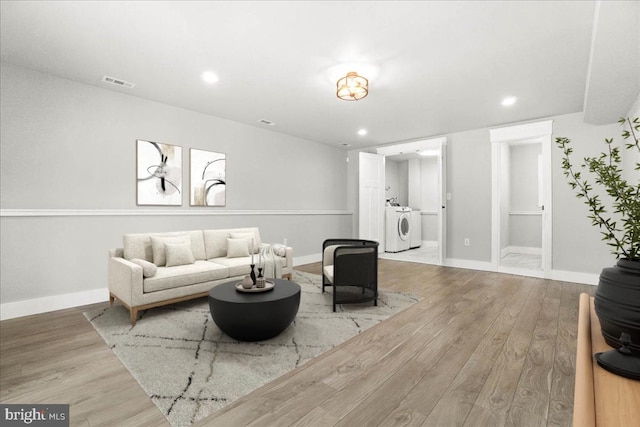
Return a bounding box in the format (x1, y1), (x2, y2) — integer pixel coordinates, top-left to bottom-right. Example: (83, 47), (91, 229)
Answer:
(203, 230), (231, 259)
(271, 243), (286, 257)
(130, 258), (158, 278)
(230, 232), (259, 254)
(123, 230), (206, 262)
(227, 238), (250, 258)
(203, 228), (263, 259)
(323, 265), (334, 283)
(143, 261), (229, 293)
(209, 257), (252, 277)
(150, 234), (191, 266)
(232, 228), (263, 250)
(323, 245), (341, 268)
(165, 242), (196, 267)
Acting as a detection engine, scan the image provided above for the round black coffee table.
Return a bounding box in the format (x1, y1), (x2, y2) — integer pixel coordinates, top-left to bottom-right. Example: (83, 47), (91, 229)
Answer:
(208, 279), (301, 341)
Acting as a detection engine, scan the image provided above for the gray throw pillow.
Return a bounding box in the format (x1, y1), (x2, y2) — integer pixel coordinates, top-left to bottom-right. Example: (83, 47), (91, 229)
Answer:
(165, 242), (196, 267)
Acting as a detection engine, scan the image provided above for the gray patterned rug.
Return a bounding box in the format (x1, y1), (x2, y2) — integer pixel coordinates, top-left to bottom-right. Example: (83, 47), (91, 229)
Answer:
(84, 271), (420, 427)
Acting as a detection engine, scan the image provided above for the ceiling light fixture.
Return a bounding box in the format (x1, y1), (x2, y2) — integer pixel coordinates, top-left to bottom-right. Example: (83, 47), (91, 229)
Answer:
(501, 96), (517, 106)
(358, 129), (368, 136)
(337, 72), (368, 101)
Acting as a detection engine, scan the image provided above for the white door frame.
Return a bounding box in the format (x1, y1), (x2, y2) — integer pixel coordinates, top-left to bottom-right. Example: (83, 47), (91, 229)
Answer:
(490, 120), (553, 278)
(374, 137), (447, 265)
(438, 139), (447, 265)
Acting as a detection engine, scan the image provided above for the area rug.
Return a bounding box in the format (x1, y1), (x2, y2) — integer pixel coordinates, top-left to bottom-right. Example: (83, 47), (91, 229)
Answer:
(84, 271), (420, 427)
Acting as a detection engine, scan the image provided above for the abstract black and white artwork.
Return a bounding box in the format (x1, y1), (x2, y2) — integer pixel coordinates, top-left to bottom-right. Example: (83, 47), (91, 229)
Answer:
(190, 148), (226, 206)
(136, 139), (182, 206)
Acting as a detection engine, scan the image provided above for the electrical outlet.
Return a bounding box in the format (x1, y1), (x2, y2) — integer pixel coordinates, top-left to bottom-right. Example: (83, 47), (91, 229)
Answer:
(464, 238), (470, 246)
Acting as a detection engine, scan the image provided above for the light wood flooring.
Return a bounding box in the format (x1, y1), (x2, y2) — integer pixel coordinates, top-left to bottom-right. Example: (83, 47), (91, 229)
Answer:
(1, 260), (595, 426)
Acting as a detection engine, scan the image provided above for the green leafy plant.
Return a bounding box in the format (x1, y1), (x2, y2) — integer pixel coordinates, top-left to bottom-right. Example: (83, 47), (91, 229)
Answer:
(556, 117), (640, 261)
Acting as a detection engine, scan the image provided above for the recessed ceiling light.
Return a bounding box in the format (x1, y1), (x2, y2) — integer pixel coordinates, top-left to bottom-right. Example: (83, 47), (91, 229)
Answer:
(501, 96), (517, 107)
(357, 129), (368, 136)
(201, 71), (219, 84)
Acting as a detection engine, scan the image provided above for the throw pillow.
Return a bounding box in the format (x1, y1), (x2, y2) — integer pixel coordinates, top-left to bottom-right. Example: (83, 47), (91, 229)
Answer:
(271, 243), (286, 257)
(150, 234), (190, 266)
(230, 232), (259, 253)
(130, 258), (158, 278)
(164, 242), (196, 267)
(227, 238), (250, 258)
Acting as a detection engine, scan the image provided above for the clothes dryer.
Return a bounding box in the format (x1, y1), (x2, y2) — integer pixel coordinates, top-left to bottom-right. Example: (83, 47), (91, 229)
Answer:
(385, 206), (411, 252)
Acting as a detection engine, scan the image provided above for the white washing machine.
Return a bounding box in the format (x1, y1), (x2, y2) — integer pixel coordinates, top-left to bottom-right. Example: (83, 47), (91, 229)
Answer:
(385, 206), (411, 252)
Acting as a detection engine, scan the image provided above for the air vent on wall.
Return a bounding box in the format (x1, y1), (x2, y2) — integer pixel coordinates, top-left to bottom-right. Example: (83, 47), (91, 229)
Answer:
(258, 119), (275, 126)
(101, 75), (136, 88)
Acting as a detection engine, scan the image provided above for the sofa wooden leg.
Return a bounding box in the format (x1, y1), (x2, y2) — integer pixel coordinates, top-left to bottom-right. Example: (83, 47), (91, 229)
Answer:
(109, 294), (115, 306)
(130, 308), (138, 326)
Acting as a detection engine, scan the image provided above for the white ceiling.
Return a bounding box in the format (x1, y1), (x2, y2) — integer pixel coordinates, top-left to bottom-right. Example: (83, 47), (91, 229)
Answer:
(1, 1), (638, 150)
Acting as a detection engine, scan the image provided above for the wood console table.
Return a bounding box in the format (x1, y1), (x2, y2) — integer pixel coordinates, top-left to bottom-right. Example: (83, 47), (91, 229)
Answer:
(574, 293), (640, 426)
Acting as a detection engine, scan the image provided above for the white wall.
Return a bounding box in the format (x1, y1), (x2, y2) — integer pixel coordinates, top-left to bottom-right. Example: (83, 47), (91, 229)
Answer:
(625, 94), (640, 184)
(384, 159), (401, 204)
(0, 63), (351, 309)
(348, 112), (624, 278)
(552, 113), (620, 273)
(447, 127), (493, 262)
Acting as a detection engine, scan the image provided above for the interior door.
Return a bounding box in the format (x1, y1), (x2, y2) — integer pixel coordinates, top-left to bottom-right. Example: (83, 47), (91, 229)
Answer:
(490, 120), (553, 278)
(358, 152), (385, 246)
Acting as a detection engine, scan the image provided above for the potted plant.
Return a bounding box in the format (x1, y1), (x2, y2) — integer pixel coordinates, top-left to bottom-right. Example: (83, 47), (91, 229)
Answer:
(556, 116), (640, 379)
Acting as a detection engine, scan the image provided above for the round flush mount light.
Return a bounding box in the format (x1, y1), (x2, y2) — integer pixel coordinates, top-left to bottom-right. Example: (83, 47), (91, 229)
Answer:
(501, 96), (517, 106)
(201, 71), (219, 84)
(337, 72), (369, 101)
(357, 129), (368, 136)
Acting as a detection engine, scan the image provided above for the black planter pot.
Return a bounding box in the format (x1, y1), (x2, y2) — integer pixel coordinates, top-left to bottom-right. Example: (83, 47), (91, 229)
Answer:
(594, 258), (640, 356)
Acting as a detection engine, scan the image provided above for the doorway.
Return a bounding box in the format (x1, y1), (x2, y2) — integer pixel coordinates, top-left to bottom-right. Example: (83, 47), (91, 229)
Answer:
(490, 120), (553, 278)
(374, 137), (447, 265)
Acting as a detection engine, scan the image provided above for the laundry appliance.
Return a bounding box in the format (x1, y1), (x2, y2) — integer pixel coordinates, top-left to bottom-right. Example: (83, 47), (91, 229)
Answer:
(385, 206), (411, 252)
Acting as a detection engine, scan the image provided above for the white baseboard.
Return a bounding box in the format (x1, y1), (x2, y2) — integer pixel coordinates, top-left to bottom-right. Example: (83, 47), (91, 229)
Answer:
(0, 287), (109, 321)
(293, 253), (322, 267)
(550, 270), (599, 286)
(500, 246), (542, 258)
(443, 258), (495, 272)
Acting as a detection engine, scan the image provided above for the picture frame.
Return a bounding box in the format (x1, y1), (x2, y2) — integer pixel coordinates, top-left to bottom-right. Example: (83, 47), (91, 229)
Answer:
(136, 139), (182, 206)
(190, 148), (226, 206)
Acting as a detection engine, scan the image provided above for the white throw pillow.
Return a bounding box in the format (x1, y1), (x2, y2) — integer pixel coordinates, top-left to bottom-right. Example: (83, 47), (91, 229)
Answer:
(230, 232), (259, 253)
(130, 258), (158, 277)
(227, 238), (250, 258)
(271, 244), (286, 257)
(150, 234), (190, 266)
(164, 242), (195, 267)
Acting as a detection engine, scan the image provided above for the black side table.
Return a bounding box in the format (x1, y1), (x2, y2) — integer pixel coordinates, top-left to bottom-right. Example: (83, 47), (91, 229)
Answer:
(208, 279), (301, 341)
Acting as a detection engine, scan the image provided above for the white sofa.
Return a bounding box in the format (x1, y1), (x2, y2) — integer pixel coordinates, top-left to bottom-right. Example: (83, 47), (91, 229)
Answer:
(108, 227), (293, 325)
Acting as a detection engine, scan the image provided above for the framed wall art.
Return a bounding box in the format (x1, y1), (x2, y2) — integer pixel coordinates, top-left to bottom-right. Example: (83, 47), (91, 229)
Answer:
(136, 139), (182, 206)
(190, 148), (226, 206)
